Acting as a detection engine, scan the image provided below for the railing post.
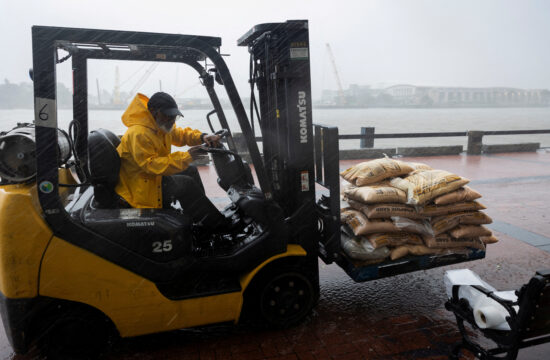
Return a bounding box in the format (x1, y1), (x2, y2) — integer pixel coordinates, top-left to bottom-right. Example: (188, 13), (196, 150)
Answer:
(360, 127), (374, 148)
(467, 131), (484, 155)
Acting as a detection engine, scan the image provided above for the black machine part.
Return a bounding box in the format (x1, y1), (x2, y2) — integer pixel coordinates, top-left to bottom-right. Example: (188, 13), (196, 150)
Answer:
(202, 129), (284, 227)
(80, 206), (194, 263)
(0, 123), (71, 183)
(210, 146), (254, 192)
(202, 129), (254, 191)
(87, 129), (122, 208)
(227, 185), (278, 226)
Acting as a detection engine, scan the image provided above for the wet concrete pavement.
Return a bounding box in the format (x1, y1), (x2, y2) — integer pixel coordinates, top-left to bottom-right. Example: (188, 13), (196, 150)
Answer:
(2, 151), (550, 359)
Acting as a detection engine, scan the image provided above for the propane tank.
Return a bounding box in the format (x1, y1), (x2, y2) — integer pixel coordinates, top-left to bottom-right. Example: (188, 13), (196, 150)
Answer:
(0, 123), (71, 183)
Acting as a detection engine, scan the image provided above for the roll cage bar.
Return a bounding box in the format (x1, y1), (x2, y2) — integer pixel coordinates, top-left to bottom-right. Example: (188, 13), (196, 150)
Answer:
(32, 25), (271, 233)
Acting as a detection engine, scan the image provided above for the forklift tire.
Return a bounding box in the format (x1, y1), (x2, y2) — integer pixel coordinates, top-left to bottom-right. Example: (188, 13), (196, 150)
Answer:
(243, 261), (317, 329)
(37, 306), (115, 360)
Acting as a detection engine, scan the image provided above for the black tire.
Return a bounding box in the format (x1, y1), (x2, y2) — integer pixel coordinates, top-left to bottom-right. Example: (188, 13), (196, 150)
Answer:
(38, 307), (114, 360)
(243, 260), (318, 328)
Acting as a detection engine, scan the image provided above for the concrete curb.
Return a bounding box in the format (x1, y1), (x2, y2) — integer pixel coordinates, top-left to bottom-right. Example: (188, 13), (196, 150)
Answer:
(482, 142), (540, 153)
(396, 145), (463, 157)
(339, 148), (396, 159)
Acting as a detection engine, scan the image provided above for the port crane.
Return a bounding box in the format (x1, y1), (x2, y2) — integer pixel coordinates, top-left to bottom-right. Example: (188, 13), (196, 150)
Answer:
(325, 43), (346, 106)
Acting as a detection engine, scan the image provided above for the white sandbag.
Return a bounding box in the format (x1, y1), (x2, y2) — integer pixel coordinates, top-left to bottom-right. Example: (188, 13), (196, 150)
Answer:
(340, 226), (391, 261)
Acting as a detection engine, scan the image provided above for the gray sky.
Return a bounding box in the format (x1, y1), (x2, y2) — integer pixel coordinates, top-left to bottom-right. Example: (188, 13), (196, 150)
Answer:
(1, 0), (549, 100)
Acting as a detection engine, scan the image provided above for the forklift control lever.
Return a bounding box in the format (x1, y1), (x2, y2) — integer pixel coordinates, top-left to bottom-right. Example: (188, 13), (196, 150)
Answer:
(203, 146), (234, 156)
(215, 129), (229, 138)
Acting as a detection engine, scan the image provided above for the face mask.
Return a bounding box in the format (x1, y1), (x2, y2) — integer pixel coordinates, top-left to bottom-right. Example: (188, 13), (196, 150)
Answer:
(159, 123), (174, 133)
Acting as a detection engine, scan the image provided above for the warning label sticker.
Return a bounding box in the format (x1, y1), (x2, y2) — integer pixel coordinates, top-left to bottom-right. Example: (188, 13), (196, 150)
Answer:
(290, 47), (309, 60)
(301, 171), (310, 191)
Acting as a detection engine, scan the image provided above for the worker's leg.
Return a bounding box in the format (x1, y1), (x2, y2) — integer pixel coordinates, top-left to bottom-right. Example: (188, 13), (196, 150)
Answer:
(175, 165), (205, 194)
(162, 175), (226, 228)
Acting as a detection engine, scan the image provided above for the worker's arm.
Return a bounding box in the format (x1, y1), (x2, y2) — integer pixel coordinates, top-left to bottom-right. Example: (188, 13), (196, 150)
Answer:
(171, 126), (203, 147)
(130, 131), (193, 176)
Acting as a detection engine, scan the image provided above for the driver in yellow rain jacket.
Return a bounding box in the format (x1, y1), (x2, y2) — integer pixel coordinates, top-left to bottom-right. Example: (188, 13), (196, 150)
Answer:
(115, 92), (229, 229)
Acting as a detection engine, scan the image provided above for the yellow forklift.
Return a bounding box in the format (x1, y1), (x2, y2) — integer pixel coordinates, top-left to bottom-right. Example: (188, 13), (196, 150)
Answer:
(0, 20), (484, 359)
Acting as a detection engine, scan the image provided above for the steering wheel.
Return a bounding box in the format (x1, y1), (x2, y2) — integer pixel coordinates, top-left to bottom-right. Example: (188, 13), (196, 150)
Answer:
(214, 129), (229, 139)
(201, 129), (234, 155)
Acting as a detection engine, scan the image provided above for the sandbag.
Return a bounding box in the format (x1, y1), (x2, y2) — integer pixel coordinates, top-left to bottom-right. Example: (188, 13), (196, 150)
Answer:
(340, 180), (355, 196)
(340, 210), (399, 235)
(341, 208), (369, 236)
(449, 225), (492, 239)
(341, 209), (432, 236)
(346, 199), (369, 213)
(433, 186), (482, 205)
(422, 201), (486, 217)
(341, 208), (397, 235)
(340, 229), (391, 261)
(390, 169), (470, 205)
(458, 211), (493, 225)
(423, 233), (486, 250)
(392, 216), (434, 236)
(431, 211), (493, 235)
(340, 158), (414, 186)
(408, 162), (433, 171)
(390, 244), (444, 260)
(347, 200), (424, 220)
(344, 182), (407, 204)
(481, 235), (499, 244)
(367, 232), (423, 249)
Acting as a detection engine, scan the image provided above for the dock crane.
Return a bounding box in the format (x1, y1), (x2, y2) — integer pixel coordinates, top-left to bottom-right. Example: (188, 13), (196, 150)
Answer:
(112, 66), (122, 105)
(125, 62), (159, 102)
(325, 43), (346, 106)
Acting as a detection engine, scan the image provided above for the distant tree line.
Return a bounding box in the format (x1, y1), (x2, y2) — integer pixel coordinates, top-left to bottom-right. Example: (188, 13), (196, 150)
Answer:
(0, 80), (72, 109)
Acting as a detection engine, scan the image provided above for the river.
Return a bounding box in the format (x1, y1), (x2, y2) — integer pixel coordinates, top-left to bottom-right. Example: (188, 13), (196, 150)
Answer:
(1, 107), (549, 150)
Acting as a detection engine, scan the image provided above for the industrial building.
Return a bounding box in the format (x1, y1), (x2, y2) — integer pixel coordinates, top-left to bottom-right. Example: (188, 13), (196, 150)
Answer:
(319, 84), (550, 108)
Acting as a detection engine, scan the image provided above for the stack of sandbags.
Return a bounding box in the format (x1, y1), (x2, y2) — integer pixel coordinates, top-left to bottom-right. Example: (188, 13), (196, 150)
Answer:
(339, 157), (497, 263)
(339, 158), (436, 262)
(390, 169), (496, 256)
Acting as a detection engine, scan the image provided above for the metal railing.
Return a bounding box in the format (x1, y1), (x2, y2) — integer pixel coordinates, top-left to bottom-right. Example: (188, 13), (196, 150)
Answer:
(232, 128), (550, 155)
(346, 127), (550, 154)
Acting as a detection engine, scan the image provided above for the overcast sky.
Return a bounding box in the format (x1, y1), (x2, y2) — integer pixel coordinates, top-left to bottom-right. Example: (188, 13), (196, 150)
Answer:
(1, 0), (549, 100)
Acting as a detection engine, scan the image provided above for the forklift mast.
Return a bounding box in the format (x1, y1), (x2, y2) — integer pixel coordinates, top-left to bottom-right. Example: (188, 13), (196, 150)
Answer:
(238, 20), (314, 217)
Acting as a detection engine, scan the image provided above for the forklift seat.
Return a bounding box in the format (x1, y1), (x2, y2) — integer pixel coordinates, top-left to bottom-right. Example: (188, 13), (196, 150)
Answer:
(88, 129), (123, 208)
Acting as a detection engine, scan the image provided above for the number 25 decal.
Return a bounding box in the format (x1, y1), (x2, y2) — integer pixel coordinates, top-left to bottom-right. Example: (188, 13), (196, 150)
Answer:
(152, 240), (173, 253)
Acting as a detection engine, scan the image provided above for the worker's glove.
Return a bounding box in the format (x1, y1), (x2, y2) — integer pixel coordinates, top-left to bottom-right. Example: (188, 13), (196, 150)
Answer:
(188, 145), (208, 160)
(202, 134), (222, 147)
